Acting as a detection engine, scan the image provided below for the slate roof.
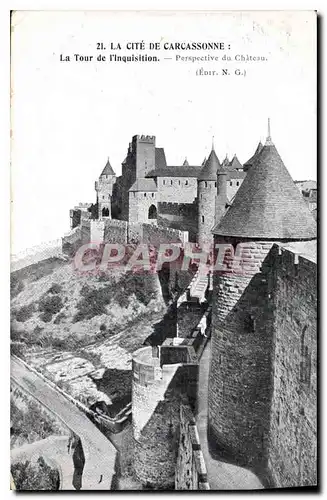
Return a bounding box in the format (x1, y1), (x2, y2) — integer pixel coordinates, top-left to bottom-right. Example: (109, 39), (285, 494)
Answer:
(146, 166), (202, 178)
(129, 178), (158, 192)
(222, 155), (230, 168)
(101, 158), (115, 176)
(221, 154), (243, 171)
(229, 155), (243, 171)
(155, 148), (167, 169)
(226, 170), (246, 181)
(212, 140), (317, 240)
(198, 149), (221, 181)
(243, 141), (263, 172)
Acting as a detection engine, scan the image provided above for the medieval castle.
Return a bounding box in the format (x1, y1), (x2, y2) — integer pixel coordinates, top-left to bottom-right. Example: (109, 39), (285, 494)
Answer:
(63, 122), (317, 490)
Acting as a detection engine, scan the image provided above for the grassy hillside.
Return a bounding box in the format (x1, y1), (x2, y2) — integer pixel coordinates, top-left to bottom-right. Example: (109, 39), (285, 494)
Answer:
(10, 258), (167, 410)
(11, 258), (165, 356)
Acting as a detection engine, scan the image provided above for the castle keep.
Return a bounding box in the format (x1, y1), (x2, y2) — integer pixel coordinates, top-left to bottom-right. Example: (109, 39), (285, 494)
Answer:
(63, 123), (317, 490)
(67, 133), (249, 249)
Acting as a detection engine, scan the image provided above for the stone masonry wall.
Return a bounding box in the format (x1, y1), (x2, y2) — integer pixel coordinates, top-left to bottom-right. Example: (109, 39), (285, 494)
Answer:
(175, 404), (210, 490)
(158, 202), (198, 241)
(226, 177), (245, 201)
(90, 220), (105, 243)
(129, 191), (158, 224)
(208, 239), (317, 487)
(142, 223), (185, 246)
(208, 238), (279, 469)
(157, 177), (198, 204)
(265, 246), (317, 487)
(132, 346), (198, 489)
(198, 180), (216, 247)
(80, 219), (91, 245)
(103, 218), (128, 244)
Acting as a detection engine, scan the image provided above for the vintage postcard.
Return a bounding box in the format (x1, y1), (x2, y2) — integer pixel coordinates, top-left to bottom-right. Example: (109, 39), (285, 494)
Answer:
(10, 10), (317, 491)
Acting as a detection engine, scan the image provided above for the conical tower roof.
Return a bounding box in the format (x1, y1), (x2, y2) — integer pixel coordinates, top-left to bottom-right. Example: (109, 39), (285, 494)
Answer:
(212, 137), (316, 240)
(183, 158), (189, 166)
(222, 154), (229, 168)
(198, 148), (221, 181)
(243, 141), (263, 172)
(229, 154), (243, 171)
(101, 158), (115, 176)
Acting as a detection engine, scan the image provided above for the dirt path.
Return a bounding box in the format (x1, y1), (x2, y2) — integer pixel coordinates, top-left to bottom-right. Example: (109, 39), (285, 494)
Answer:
(11, 357), (118, 490)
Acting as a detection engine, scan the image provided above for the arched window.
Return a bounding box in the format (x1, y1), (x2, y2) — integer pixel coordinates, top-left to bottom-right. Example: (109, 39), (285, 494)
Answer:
(185, 180), (188, 186)
(148, 204), (157, 219)
(236, 181), (240, 186)
(205, 181), (207, 188)
(230, 181), (233, 186)
(144, 193), (147, 197)
(201, 215), (204, 223)
(170, 180), (173, 185)
(102, 207), (109, 217)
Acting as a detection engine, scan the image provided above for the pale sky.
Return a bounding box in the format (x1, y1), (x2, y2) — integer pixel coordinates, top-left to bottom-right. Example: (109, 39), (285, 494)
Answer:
(11, 10), (317, 255)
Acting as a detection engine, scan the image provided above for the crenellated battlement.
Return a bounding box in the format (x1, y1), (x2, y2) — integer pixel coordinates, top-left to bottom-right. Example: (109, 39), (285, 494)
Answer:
(132, 134), (156, 144)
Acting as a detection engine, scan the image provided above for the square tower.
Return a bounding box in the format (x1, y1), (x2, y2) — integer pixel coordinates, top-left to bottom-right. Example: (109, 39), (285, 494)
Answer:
(132, 135), (156, 179)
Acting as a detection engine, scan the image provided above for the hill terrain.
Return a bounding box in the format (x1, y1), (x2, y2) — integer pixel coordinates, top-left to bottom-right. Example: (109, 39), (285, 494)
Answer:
(11, 258), (167, 411)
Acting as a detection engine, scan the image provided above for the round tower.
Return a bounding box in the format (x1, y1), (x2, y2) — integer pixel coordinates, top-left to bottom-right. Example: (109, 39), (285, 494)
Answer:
(132, 346), (191, 489)
(95, 158), (116, 219)
(208, 122), (317, 469)
(197, 146), (221, 248)
(215, 168), (228, 229)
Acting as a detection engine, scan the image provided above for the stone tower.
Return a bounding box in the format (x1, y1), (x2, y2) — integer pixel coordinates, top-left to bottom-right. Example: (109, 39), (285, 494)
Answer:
(128, 178), (158, 224)
(197, 146), (221, 248)
(134, 134), (156, 179)
(95, 158), (116, 219)
(207, 122), (317, 469)
(121, 135), (156, 221)
(215, 167), (228, 231)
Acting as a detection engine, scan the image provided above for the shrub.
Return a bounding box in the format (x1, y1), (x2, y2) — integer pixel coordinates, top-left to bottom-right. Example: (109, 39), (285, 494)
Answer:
(38, 294), (63, 322)
(11, 457), (60, 490)
(11, 275), (24, 299)
(15, 303), (35, 323)
(39, 294), (63, 315)
(53, 312), (66, 324)
(40, 311), (53, 323)
(47, 283), (63, 295)
(115, 272), (156, 307)
(11, 341), (26, 359)
(73, 285), (114, 322)
(52, 334), (88, 351)
(73, 272), (157, 322)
